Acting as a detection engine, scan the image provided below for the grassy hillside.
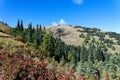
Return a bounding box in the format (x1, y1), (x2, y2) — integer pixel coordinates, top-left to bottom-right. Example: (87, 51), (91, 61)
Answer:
(0, 31), (78, 80)
(0, 32), (44, 60)
(0, 22), (10, 33)
(47, 25), (120, 54)
(1, 21), (120, 80)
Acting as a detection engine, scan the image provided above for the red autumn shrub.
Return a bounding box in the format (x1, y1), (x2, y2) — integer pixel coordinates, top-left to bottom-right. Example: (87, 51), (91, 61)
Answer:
(104, 74), (109, 80)
(0, 49), (79, 80)
(78, 76), (85, 80)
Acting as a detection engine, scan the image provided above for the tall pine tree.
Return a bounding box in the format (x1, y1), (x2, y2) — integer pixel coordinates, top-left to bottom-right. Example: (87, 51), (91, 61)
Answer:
(16, 19), (21, 30)
(20, 20), (24, 30)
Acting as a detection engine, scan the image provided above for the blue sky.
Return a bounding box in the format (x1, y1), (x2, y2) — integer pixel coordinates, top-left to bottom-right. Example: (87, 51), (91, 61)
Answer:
(0, 0), (120, 33)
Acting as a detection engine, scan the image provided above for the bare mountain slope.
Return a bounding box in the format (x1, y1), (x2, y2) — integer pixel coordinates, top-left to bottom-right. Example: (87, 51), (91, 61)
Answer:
(46, 26), (85, 46)
(46, 26), (120, 54)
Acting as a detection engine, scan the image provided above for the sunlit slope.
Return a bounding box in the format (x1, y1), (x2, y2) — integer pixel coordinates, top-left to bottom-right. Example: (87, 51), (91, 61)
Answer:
(47, 26), (120, 54)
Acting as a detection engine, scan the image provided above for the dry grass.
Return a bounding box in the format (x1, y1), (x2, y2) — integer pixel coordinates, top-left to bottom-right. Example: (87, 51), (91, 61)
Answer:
(0, 32), (44, 59)
(0, 35), (26, 53)
(46, 26), (85, 46)
(0, 32), (10, 37)
(0, 22), (10, 33)
(47, 26), (120, 54)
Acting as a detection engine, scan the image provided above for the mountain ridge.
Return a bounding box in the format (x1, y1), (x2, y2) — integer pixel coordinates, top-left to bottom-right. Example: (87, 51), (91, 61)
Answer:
(46, 25), (120, 54)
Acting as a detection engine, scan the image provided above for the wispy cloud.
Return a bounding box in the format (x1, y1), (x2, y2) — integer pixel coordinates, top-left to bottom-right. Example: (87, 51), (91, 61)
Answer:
(73, 0), (83, 5)
(52, 19), (66, 26)
(59, 19), (66, 25)
(52, 22), (58, 26)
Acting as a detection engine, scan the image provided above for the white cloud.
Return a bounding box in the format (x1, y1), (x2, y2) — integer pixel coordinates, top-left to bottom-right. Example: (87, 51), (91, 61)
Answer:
(51, 19), (66, 26)
(73, 0), (83, 5)
(59, 19), (66, 25)
(52, 22), (58, 26)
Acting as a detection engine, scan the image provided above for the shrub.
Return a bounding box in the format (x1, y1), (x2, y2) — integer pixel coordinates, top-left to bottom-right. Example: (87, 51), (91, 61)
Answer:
(15, 36), (24, 42)
(111, 46), (116, 51)
(79, 33), (85, 38)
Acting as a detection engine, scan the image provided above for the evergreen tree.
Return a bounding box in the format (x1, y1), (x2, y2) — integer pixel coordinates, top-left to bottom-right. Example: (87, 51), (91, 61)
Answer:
(26, 23), (33, 42)
(56, 28), (63, 39)
(28, 23), (32, 30)
(39, 24), (42, 30)
(36, 24), (39, 31)
(67, 51), (72, 62)
(16, 19), (21, 30)
(60, 56), (65, 65)
(43, 26), (46, 31)
(77, 46), (81, 62)
(32, 31), (39, 48)
(20, 20), (24, 30)
(80, 44), (85, 62)
(40, 32), (51, 56)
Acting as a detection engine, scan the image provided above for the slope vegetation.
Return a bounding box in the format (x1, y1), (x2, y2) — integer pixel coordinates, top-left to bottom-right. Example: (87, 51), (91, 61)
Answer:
(1, 21), (120, 79)
(0, 22), (10, 33)
(0, 32), (44, 60)
(47, 25), (120, 54)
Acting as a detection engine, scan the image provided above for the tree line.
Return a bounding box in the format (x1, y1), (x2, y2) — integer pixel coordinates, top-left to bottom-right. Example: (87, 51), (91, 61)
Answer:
(9, 20), (120, 79)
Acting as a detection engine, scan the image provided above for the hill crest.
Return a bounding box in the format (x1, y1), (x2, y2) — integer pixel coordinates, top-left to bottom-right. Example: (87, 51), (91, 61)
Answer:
(46, 25), (120, 54)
